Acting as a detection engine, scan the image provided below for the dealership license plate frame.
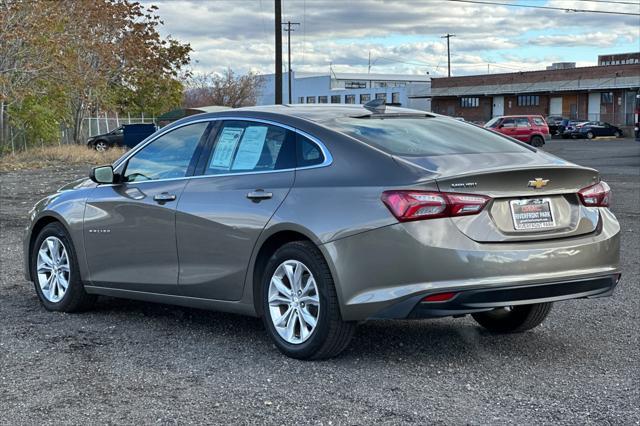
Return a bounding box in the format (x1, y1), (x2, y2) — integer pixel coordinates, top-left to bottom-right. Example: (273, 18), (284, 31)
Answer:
(510, 198), (556, 230)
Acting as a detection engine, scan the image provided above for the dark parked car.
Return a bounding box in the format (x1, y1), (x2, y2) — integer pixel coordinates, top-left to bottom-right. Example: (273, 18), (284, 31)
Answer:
(87, 123), (156, 151)
(545, 115), (565, 135)
(560, 120), (588, 138)
(565, 121), (624, 139)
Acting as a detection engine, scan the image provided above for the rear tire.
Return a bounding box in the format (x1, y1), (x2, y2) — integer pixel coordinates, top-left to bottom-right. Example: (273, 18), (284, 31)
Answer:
(472, 303), (552, 333)
(261, 241), (356, 359)
(31, 222), (96, 312)
(530, 135), (544, 147)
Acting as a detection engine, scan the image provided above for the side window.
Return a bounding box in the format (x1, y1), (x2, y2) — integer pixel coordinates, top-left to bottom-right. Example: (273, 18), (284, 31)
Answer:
(516, 118), (531, 128)
(532, 117), (545, 126)
(124, 122), (208, 182)
(501, 118), (516, 128)
(296, 134), (325, 167)
(205, 121), (295, 175)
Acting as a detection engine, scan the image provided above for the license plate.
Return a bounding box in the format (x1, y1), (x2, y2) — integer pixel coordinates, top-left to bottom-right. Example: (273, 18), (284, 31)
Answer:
(510, 198), (555, 230)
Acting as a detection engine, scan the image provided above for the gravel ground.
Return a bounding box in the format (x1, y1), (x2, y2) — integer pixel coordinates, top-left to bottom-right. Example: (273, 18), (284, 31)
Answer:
(1, 139), (638, 425)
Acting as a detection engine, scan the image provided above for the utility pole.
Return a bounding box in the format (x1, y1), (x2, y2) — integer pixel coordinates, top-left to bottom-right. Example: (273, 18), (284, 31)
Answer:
(283, 20), (300, 104)
(441, 33), (455, 77)
(274, 0), (283, 104)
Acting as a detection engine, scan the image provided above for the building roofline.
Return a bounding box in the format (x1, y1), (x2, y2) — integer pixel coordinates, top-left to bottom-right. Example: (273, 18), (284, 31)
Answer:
(431, 63), (638, 81)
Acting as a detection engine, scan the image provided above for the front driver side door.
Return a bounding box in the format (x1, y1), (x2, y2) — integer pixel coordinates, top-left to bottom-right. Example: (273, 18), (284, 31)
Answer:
(83, 121), (211, 294)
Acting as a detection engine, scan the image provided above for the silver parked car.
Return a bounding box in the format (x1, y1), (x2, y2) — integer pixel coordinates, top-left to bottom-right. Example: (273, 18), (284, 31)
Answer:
(24, 104), (621, 359)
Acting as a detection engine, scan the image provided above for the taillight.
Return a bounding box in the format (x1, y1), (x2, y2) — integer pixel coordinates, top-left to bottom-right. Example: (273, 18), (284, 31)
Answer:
(578, 181), (611, 207)
(381, 190), (490, 222)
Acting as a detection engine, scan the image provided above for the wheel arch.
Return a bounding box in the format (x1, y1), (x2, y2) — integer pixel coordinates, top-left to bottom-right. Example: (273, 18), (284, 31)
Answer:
(250, 227), (331, 318)
(27, 214), (70, 282)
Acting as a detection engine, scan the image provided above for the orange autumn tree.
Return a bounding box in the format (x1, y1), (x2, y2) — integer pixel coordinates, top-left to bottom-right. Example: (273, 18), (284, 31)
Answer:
(0, 0), (191, 150)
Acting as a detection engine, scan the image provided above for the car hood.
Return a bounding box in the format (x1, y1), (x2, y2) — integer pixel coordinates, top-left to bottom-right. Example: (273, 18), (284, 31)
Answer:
(58, 177), (97, 192)
(394, 150), (576, 180)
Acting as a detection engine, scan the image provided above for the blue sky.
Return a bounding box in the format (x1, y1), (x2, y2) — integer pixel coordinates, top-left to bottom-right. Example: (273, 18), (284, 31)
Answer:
(148, 0), (640, 76)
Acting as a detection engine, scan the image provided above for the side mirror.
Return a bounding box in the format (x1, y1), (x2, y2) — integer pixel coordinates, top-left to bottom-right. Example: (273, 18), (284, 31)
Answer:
(90, 165), (115, 184)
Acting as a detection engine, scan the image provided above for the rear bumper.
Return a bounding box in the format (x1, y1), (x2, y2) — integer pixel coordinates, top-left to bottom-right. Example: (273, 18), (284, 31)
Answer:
(322, 208), (620, 321)
(397, 274), (619, 319)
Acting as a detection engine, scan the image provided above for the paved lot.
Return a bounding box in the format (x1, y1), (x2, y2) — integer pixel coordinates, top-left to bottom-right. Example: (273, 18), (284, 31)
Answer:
(1, 139), (638, 425)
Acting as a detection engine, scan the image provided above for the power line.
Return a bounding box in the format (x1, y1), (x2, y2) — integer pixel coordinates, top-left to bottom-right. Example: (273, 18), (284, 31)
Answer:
(448, 0), (640, 15)
(574, 0), (640, 5)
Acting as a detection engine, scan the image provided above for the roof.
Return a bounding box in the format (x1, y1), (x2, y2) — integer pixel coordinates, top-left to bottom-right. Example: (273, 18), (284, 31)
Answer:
(196, 105), (231, 113)
(233, 104), (431, 122)
(157, 105), (230, 121)
(430, 63), (640, 97)
(331, 72), (431, 82)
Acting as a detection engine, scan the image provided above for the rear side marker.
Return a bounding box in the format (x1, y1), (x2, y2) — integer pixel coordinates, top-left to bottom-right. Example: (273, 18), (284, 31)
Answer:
(422, 292), (458, 302)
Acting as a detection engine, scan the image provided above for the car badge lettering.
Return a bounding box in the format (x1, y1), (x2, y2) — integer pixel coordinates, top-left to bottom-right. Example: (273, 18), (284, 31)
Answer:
(450, 182), (477, 189)
(528, 178), (549, 189)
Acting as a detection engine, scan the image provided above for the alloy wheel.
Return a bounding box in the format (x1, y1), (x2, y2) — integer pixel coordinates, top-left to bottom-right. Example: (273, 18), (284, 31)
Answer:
(36, 236), (70, 303)
(268, 260), (320, 344)
(95, 141), (108, 152)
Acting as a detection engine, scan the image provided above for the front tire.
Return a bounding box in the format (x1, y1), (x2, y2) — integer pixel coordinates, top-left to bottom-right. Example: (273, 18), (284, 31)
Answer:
(472, 303), (552, 333)
(614, 130), (622, 138)
(261, 241), (356, 359)
(586, 131), (595, 140)
(31, 222), (96, 312)
(94, 140), (110, 152)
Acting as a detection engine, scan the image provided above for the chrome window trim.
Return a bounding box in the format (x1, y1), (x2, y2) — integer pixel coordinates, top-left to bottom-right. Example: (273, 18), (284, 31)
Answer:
(111, 116), (333, 184)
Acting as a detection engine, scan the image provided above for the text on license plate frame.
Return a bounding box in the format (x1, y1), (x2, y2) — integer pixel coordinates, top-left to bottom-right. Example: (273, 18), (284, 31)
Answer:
(510, 198), (556, 230)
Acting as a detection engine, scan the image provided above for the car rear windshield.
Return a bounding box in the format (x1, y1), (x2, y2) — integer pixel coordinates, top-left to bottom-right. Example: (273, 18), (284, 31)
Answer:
(326, 116), (531, 156)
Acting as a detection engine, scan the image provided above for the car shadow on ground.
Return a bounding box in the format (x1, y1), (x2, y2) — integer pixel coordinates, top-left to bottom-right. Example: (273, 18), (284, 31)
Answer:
(87, 296), (571, 363)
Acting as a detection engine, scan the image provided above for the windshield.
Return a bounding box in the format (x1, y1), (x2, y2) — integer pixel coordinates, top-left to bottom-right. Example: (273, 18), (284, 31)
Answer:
(484, 117), (501, 128)
(326, 116), (531, 156)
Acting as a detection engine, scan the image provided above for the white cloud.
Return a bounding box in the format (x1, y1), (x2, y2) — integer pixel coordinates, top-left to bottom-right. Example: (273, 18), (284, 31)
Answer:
(145, 0), (639, 76)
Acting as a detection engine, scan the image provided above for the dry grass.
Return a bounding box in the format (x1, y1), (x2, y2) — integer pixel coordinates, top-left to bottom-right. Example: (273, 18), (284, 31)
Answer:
(0, 145), (126, 172)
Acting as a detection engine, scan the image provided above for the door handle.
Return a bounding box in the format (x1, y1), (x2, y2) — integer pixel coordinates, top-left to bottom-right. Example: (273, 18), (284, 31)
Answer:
(247, 190), (273, 201)
(153, 193), (177, 202)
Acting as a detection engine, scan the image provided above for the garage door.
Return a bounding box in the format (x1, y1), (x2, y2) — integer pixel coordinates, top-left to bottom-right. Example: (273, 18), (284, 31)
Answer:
(549, 97), (562, 116)
(588, 93), (601, 121)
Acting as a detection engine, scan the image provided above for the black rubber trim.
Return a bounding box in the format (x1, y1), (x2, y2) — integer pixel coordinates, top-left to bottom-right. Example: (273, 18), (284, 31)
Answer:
(372, 274), (619, 320)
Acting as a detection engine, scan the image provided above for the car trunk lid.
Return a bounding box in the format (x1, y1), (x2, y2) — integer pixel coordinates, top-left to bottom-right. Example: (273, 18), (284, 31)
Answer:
(395, 153), (602, 242)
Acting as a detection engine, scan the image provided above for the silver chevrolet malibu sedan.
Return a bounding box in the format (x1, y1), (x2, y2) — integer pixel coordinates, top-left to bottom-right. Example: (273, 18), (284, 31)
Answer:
(24, 104), (621, 359)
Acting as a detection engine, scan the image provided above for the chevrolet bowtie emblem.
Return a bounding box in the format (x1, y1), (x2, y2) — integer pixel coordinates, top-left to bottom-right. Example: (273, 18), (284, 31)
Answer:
(528, 178), (549, 189)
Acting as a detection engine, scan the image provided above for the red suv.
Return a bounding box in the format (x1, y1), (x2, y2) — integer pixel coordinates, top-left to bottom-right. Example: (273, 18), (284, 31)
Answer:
(484, 115), (551, 147)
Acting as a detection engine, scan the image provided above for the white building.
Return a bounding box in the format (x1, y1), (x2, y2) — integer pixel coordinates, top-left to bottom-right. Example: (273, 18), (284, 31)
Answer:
(257, 71), (431, 111)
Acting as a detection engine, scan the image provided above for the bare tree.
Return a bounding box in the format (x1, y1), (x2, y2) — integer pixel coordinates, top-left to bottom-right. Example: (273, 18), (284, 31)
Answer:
(183, 69), (264, 108)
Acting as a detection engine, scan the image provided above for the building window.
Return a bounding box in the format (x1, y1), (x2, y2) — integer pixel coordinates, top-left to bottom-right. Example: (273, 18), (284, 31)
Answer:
(330, 95), (341, 103)
(345, 80), (367, 89)
(601, 92), (613, 104)
(360, 93), (371, 104)
(298, 97), (304, 103)
(318, 96), (328, 104)
(460, 97), (479, 108)
(373, 81), (388, 88)
(306, 96), (316, 104)
(517, 95), (539, 106)
(375, 93), (387, 102)
(391, 92), (400, 104)
(345, 94), (355, 104)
